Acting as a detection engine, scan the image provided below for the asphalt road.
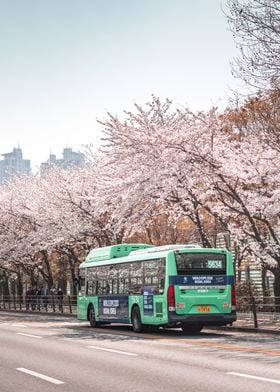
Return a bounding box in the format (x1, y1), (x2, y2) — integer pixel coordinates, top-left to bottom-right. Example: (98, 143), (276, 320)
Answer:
(0, 312), (280, 392)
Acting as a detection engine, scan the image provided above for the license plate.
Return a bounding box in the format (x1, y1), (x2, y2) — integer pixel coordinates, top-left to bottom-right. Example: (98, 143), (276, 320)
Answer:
(198, 305), (210, 313)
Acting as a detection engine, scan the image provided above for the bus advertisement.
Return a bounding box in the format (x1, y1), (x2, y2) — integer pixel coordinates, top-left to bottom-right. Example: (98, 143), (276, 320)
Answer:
(77, 243), (236, 333)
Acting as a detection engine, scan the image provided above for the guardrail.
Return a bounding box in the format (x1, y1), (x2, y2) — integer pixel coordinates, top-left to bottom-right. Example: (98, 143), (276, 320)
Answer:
(0, 295), (279, 329)
(0, 295), (77, 314)
(236, 296), (280, 328)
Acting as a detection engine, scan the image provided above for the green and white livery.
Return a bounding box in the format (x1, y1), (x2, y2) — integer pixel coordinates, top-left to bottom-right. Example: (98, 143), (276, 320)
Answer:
(77, 243), (236, 333)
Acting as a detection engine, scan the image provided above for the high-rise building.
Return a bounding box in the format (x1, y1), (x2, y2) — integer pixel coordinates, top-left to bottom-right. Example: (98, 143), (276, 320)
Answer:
(0, 148), (31, 183)
(40, 147), (85, 175)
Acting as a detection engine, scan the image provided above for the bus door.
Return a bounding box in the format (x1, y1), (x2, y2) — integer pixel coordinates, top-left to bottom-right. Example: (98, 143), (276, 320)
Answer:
(77, 269), (87, 320)
(142, 259), (166, 322)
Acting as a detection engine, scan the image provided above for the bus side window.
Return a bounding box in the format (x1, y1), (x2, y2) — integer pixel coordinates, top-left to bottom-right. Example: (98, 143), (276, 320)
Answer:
(79, 275), (86, 296)
(129, 278), (143, 294)
(96, 281), (101, 295)
(119, 278), (129, 294)
(111, 279), (119, 294)
(78, 268), (86, 295)
(87, 282), (95, 296)
(159, 259), (165, 292)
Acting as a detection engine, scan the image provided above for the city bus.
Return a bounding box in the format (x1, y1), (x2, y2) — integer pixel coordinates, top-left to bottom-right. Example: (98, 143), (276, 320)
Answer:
(77, 243), (236, 333)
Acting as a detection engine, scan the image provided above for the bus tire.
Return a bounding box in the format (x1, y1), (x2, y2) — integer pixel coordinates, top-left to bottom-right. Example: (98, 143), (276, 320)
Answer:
(88, 304), (96, 328)
(181, 324), (203, 334)
(131, 306), (143, 333)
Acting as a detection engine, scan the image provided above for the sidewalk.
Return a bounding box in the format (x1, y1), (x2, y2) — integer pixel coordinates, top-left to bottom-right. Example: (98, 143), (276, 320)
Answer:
(216, 317), (280, 334)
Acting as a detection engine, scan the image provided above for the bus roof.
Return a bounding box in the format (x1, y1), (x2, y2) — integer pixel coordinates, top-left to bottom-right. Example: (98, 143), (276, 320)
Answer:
(130, 244), (201, 255)
(79, 243), (228, 269)
(84, 243), (153, 264)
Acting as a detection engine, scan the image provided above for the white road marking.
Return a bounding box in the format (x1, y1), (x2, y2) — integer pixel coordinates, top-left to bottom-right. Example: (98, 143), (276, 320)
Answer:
(88, 345), (138, 356)
(12, 324), (27, 328)
(228, 372), (280, 385)
(16, 333), (42, 339)
(16, 368), (64, 385)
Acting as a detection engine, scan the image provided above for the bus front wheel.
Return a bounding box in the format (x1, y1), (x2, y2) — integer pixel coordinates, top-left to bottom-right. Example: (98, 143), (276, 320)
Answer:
(88, 304), (96, 328)
(131, 306), (143, 333)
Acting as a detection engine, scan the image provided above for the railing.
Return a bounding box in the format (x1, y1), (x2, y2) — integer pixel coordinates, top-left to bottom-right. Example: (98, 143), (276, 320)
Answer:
(0, 295), (279, 329)
(236, 296), (280, 312)
(236, 296), (280, 328)
(0, 295), (77, 314)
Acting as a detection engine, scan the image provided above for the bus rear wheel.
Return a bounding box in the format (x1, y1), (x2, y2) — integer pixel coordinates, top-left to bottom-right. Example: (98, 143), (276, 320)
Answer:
(88, 304), (96, 328)
(131, 306), (143, 333)
(181, 324), (203, 334)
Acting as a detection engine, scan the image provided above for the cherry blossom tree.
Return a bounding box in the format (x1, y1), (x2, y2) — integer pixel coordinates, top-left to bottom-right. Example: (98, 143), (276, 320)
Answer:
(226, 0), (280, 89)
(98, 96), (279, 306)
(0, 94), (278, 307)
(209, 98), (280, 304)
(98, 97), (229, 246)
(0, 157), (129, 294)
(0, 174), (55, 290)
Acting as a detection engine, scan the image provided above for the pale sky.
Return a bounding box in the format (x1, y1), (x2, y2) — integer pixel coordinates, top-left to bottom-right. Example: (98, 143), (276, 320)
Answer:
(0, 0), (240, 170)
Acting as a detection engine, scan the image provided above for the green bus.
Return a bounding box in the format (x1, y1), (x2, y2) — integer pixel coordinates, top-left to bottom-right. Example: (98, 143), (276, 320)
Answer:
(77, 243), (236, 333)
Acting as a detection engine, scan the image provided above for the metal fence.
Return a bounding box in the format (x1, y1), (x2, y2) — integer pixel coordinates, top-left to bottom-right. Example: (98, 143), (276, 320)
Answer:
(236, 296), (280, 312)
(0, 295), (77, 314)
(236, 296), (280, 328)
(0, 295), (279, 329)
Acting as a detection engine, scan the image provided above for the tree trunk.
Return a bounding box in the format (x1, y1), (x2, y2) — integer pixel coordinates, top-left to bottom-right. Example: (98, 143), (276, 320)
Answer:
(17, 271), (23, 297)
(3, 272), (10, 296)
(273, 267), (280, 313)
(30, 271), (37, 288)
(41, 250), (54, 289)
(261, 266), (270, 308)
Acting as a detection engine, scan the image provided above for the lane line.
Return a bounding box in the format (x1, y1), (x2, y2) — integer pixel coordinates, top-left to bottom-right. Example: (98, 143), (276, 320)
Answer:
(227, 372), (280, 385)
(12, 324), (27, 328)
(16, 368), (64, 384)
(88, 345), (138, 356)
(16, 333), (42, 339)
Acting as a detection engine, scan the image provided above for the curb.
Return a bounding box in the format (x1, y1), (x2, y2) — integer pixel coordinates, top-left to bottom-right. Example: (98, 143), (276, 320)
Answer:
(211, 325), (280, 335)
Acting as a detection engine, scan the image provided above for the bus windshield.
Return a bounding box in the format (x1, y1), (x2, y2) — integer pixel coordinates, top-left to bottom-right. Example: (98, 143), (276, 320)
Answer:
(175, 253), (226, 275)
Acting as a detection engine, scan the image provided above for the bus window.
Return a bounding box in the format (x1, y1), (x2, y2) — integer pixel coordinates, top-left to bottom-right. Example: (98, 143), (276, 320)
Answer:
(143, 258), (165, 294)
(175, 253), (226, 275)
(119, 278), (129, 294)
(87, 267), (97, 296)
(119, 264), (129, 294)
(105, 283), (110, 294)
(129, 261), (144, 294)
(129, 277), (143, 294)
(79, 269), (86, 296)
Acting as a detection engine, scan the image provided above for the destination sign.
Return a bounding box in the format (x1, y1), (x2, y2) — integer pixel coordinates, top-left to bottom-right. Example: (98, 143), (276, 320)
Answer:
(169, 275), (234, 286)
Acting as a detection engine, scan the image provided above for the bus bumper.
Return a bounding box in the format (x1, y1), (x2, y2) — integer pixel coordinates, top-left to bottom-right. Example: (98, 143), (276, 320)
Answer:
(168, 311), (236, 326)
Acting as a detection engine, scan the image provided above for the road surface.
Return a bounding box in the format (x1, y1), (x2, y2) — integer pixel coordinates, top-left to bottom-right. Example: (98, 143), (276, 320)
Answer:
(0, 312), (279, 392)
